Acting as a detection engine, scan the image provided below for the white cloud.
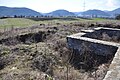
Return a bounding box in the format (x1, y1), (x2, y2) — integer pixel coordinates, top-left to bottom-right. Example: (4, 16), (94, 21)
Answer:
(106, 0), (120, 8)
(106, 0), (114, 7)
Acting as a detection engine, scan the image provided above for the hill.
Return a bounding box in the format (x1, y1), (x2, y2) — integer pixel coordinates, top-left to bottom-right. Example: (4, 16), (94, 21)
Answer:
(1, 6), (120, 18)
(0, 6), (42, 17)
(109, 8), (120, 16)
(46, 9), (75, 17)
(81, 9), (110, 17)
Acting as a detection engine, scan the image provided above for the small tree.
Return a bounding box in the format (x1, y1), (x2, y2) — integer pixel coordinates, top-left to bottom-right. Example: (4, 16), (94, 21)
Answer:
(14, 15), (17, 18)
(116, 14), (120, 20)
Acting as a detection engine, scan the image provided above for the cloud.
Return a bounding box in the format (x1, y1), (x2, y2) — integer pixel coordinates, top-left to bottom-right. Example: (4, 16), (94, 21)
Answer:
(106, 0), (120, 7)
(106, 0), (115, 7)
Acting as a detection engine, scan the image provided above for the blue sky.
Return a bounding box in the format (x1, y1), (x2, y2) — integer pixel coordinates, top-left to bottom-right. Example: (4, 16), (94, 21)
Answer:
(0, 0), (120, 13)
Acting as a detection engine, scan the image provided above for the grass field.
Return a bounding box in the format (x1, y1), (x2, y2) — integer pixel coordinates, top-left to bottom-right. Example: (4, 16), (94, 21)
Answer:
(0, 18), (119, 29)
(0, 17), (120, 80)
(0, 18), (40, 28)
(0, 18), (110, 28)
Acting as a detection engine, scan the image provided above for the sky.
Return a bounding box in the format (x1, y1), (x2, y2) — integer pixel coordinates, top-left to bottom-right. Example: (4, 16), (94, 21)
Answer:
(0, 0), (120, 13)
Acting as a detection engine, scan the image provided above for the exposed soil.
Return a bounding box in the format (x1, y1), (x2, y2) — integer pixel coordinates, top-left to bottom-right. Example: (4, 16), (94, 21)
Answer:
(0, 29), (56, 45)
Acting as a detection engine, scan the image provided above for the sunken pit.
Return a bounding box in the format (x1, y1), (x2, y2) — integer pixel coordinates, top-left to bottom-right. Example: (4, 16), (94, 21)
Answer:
(67, 27), (120, 79)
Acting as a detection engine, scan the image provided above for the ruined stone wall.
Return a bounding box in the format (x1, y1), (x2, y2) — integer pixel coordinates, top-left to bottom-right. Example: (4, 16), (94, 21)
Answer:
(67, 37), (118, 56)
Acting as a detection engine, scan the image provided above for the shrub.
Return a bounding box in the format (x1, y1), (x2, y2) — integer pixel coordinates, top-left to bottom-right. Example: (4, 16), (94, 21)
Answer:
(116, 14), (120, 20)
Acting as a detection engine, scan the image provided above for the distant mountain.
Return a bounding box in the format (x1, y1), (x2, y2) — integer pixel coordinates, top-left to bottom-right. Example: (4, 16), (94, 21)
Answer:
(46, 9), (75, 17)
(73, 12), (81, 15)
(81, 9), (110, 17)
(0, 6), (42, 16)
(109, 8), (120, 15)
(103, 10), (109, 12)
(73, 12), (85, 17)
(1, 6), (120, 18)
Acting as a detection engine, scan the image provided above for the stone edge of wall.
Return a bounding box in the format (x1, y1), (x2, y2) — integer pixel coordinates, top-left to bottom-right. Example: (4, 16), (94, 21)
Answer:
(67, 27), (120, 80)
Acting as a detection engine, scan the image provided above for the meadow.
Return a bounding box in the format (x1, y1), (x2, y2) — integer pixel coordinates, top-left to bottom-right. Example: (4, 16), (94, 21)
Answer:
(0, 17), (120, 80)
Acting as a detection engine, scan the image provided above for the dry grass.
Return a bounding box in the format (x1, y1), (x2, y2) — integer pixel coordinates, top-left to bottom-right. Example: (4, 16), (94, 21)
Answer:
(0, 18), (120, 80)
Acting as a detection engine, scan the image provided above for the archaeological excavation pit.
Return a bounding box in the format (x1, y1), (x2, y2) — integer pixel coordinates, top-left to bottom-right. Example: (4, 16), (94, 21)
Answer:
(0, 30), (56, 45)
(82, 28), (120, 43)
(67, 27), (120, 79)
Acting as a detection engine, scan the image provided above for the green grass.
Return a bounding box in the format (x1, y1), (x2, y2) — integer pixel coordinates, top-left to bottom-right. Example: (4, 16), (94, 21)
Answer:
(0, 17), (116, 29)
(0, 18), (39, 28)
(0, 18), (77, 28)
(92, 18), (107, 21)
(0, 18), (85, 29)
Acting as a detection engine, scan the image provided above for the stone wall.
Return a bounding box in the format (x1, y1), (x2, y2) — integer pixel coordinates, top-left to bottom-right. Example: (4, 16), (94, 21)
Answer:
(67, 37), (118, 56)
(67, 27), (120, 79)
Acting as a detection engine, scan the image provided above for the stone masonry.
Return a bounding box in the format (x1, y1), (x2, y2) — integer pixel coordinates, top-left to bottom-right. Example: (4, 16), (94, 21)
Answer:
(67, 27), (120, 80)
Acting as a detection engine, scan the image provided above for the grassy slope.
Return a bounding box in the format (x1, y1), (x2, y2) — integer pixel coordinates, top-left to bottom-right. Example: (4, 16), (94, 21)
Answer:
(0, 18), (118, 29)
(92, 18), (107, 21)
(0, 18), (76, 28)
(0, 18), (84, 29)
(0, 18), (73, 28)
(0, 18), (39, 28)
